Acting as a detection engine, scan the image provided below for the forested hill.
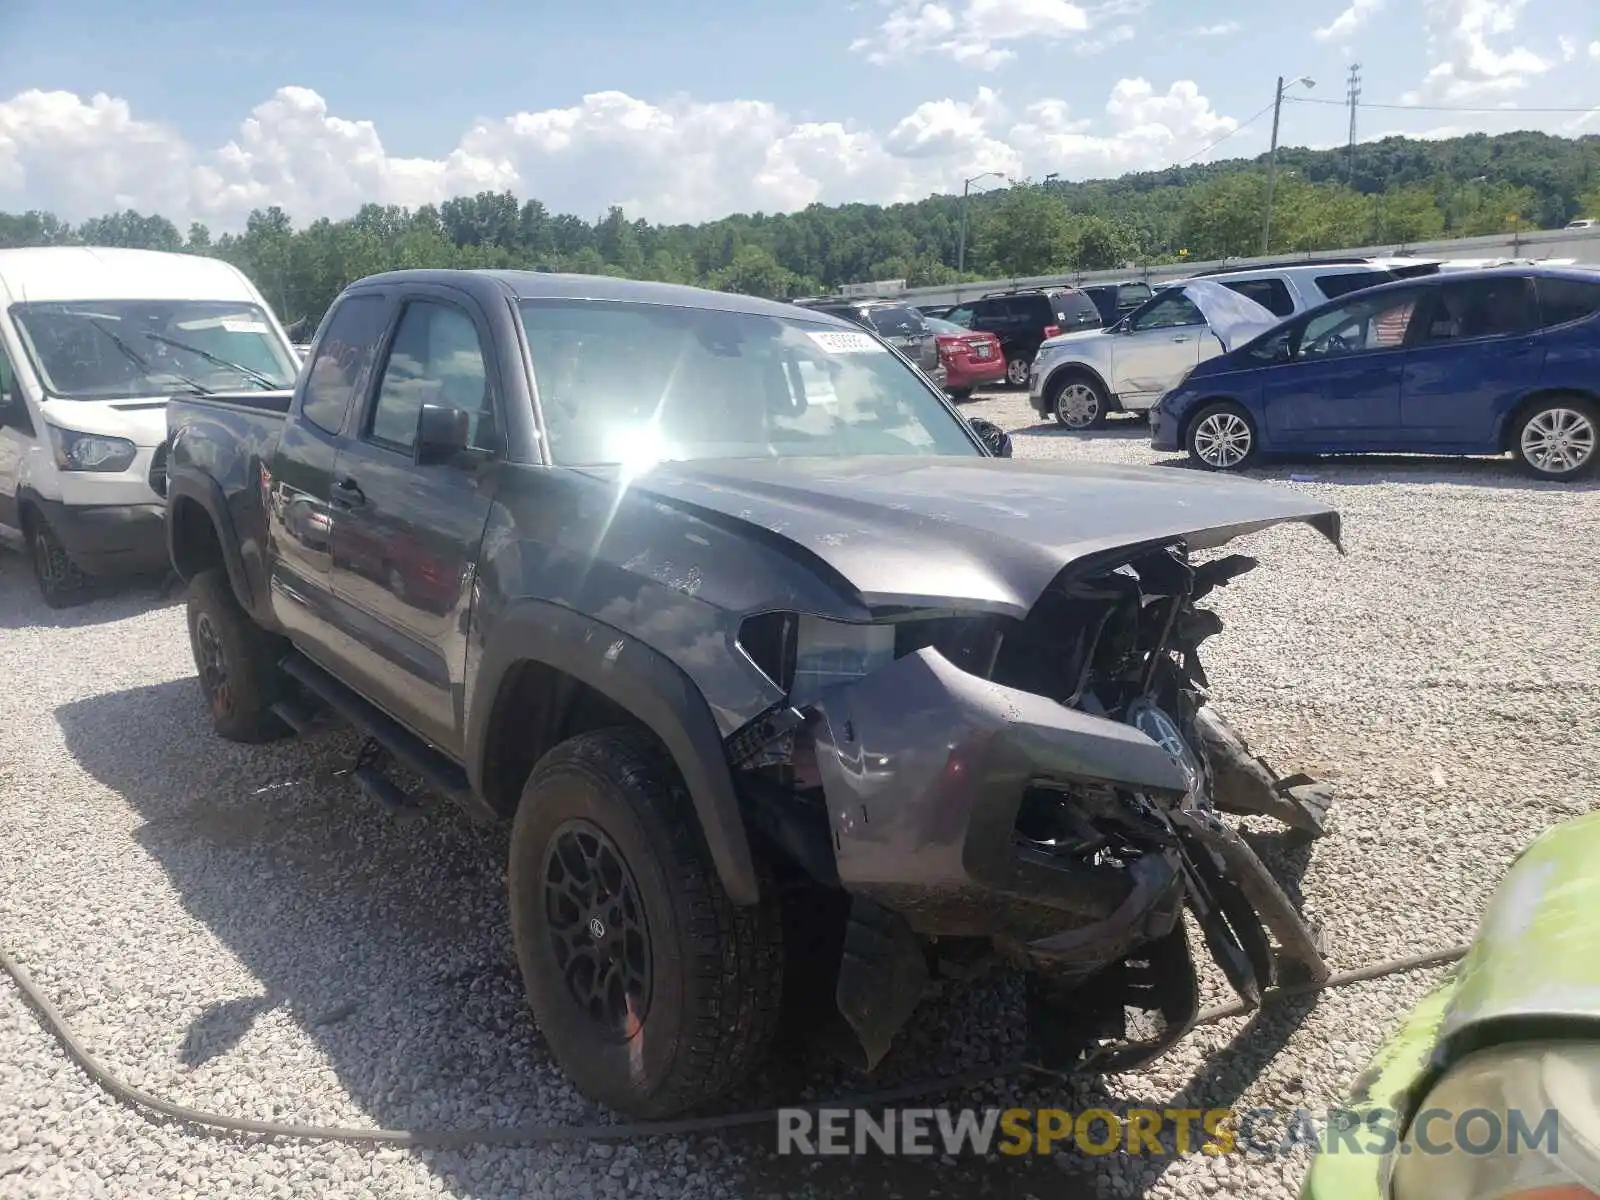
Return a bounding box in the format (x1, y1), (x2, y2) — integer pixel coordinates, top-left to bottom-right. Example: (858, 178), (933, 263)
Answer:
(2, 128), (1597, 333)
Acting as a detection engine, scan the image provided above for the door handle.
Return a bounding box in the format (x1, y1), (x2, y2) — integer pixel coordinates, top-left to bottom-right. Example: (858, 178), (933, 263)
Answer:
(1171, 335), (1192, 343)
(331, 477), (365, 509)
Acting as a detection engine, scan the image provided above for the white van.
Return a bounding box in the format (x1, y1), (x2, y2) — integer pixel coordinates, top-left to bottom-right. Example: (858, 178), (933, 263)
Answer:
(0, 247), (299, 606)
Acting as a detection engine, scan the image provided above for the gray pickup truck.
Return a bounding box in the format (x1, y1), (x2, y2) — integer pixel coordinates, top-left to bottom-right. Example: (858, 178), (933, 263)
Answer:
(163, 268), (1342, 1118)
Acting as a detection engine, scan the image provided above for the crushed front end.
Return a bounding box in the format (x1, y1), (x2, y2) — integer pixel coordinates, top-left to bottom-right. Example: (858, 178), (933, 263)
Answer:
(728, 538), (1336, 1077)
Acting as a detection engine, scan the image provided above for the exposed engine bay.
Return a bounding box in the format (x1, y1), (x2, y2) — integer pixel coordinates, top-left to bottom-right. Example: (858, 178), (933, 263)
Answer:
(728, 539), (1335, 1078)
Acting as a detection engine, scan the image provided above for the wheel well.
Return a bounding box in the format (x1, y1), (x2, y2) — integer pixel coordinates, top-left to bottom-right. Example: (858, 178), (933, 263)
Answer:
(1498, 389), (1600, 451)
(480, 660), (651, 817)
(169, 496), (225, 582)
(1043, 363), (1117, 411)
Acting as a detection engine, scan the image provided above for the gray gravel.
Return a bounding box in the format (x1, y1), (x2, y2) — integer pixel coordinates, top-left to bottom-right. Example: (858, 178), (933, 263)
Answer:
(2, 393), (1597, 1199)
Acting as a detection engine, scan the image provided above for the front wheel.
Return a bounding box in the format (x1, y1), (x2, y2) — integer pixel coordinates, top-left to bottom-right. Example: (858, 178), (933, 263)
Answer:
(186, 568), (290, 742)
(508, 727), (783, 1118)
(947, 388), (972, 403)
(1049, 374), (1108, 430)
(1513, 396), (1597, 480)
(1186, 401), (1258, 471)
(26, 515), (91, 609)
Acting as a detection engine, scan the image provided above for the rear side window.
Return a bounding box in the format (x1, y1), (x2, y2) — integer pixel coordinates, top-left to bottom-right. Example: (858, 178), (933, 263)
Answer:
(1535, 277), (1600, 328)
(301, 295), (388, 436)
(1222, 278), (1295, 318)
(865, 305), (925, 337)
(945, 306), (975, 327)
(1118, 284), (1153, 308)
(1316, 271), (1393, 301)
(1417, 277), (1533, 342)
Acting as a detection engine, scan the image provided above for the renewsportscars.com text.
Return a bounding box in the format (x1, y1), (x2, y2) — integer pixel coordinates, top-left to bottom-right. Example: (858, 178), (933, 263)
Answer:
(775, 1106), (1562, 1158)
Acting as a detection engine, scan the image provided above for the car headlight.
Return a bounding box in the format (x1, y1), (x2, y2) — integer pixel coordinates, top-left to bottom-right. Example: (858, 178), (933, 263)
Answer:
(1387, 1042), (1600, 1200)
(737, 613), (897, 706)
(47, 424), (139, 473)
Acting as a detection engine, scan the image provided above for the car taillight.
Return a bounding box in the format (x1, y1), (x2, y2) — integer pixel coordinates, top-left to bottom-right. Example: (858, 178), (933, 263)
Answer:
(1043, 325), (1061, 338)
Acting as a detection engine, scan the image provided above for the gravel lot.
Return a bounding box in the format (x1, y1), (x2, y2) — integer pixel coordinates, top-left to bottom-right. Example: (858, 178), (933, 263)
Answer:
(2, 391), (1597, 1200)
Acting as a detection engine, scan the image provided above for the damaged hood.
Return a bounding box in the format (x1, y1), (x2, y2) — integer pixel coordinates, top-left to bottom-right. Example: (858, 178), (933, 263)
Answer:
(1180, 279), (1280, 351)
(588, 456), (1341, 618)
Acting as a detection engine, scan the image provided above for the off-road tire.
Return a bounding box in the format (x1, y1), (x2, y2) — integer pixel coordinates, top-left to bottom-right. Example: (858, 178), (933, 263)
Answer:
(26, 513), (92, 609)
(1511, 394), (1598, 481)
(508, 727), (783, 1118)
(185, 568), (290, 743)
(1048, 372), (1109, 430)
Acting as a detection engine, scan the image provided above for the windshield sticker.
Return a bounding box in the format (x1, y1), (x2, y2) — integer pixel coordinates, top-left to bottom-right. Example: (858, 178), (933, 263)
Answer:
(221, 319), (270, 335)
(805, 330), (886, 355)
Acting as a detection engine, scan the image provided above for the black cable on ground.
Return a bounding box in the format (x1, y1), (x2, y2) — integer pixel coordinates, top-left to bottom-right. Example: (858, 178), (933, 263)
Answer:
(0, 942), (1469, 1150)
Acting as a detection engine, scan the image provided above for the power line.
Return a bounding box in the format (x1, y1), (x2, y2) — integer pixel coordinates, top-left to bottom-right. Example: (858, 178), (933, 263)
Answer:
(1176, 100), (1279, 165)
(1287, 95), (1599, 114)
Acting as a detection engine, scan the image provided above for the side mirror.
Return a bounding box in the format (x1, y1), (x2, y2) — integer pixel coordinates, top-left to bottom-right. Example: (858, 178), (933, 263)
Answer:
(414, 403), (471, 466)
(968, 417), (1013, 458)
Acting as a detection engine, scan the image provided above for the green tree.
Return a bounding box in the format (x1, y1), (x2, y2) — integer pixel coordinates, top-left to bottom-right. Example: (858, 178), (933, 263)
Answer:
(1372, 185), (1447, 242)
(1072, 216), (1137, 270)
(1180, 174), (1266, 259)
(710, 244), (793, 298)
(975, 185), (1075, 277)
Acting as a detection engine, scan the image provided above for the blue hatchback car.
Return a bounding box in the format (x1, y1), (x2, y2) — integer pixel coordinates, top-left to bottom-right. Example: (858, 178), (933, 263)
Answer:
(1149, 267), (1600, 481)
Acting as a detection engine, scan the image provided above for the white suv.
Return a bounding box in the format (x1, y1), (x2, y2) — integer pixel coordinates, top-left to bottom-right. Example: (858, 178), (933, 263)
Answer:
(1028, 258), (1440, 428)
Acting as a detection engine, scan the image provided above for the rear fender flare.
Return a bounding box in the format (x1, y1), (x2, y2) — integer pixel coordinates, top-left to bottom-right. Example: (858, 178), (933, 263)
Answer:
(164, 473), (258, 617)
(468, 601), (761, 906)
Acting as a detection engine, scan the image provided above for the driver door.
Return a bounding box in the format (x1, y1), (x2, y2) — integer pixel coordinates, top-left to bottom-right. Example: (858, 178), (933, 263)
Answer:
(0, 339), (32, 538)
(1260, 288), (1425, 449)
(1111, 292), (1207, 404)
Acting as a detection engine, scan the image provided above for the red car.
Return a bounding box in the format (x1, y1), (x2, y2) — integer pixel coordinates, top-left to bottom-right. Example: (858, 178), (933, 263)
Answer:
(926, 316), (1006, 400)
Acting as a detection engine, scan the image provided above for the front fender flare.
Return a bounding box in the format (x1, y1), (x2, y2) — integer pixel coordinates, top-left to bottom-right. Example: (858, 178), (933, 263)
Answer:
(467, 601), (761, 906)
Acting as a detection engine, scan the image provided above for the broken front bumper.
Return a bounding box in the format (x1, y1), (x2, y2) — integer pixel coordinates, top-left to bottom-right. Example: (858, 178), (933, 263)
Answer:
(809, 646), (1193, 961)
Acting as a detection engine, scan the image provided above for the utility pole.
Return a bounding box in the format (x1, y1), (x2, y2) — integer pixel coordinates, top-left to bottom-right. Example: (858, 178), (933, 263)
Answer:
(1262, 74), (1315, 257)
(956, 171), (1006, 274)
(1346, 64), (1362, 184)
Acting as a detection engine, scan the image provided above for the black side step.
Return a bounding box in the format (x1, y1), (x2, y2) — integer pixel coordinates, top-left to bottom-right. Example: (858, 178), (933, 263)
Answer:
(270, 694), (329, 737)
(279, 653), (473, 805)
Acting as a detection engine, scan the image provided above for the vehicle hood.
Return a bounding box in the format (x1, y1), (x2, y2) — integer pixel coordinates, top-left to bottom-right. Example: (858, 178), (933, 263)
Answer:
(1182, 280), (1279, 350)
(586, 456), (1341, 618)
(1436, 808), (1600, 1052)
(36, 395), (170, 448)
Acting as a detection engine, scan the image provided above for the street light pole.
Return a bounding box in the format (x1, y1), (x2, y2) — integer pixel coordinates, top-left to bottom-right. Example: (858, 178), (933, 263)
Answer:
(956, 171), (1007, 274)
(1261, 74), (1314, 257)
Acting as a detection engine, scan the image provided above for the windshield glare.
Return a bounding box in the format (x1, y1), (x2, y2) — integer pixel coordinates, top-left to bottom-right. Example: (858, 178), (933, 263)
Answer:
(520, 299), (981, 467)
(10, 299), (298, 400)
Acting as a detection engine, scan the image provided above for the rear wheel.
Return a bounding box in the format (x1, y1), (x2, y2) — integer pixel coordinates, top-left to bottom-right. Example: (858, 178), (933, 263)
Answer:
(1004, 355), (1030, 388)
(508, 727), (783, 1118)
(25, 514), (91, 609)
(1186, 401), (1258, 471)
(947, 388), (972, 403)
(1513, 396), (1597, 481)
(186, 568), (290, 742)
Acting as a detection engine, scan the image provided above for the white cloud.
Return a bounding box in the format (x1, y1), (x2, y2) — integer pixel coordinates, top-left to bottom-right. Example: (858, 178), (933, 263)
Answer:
(0, 80), (1241, 231)
(1314, 0), (1384, 43)
(1411, 0), (1549, 102)
(1191, 21), (1240, 36)
(1591, 40), (1600, 59)
(850, 0), (1092, 68)
(1073, 22), (1136, 55)
(1558, 35), (1577, 62)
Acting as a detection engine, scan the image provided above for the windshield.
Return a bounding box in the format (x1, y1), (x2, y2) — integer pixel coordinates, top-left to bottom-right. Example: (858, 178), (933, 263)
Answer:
(10, 299), (298, 400)
(519, 299), (982, 466)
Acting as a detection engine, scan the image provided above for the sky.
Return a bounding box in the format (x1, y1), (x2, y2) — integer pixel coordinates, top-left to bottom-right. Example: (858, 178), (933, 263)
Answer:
(0, 0), (1595, 232)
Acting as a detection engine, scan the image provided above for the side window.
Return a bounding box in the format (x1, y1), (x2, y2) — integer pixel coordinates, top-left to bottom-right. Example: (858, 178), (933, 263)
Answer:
(0, 342), (31, 435)
(945, 306), (975, 327)
(1131, 292), (1205, 331)
(1315, 271), (1391, 301)
(1297, 290), (1421, 360)
(1417, 278), (1534, 344)
(301, 295), (387, 436)
(1535, 277), (1600, 329)
(366, 300), (495, 454)
(1223, 278), (1295, 318)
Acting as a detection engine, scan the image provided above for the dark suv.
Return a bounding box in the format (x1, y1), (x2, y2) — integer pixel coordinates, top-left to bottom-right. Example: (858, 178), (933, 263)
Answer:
(945, 287), (1103, 387)
(792, 298), (947, 389)
(1080, 281), (1154, 326)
